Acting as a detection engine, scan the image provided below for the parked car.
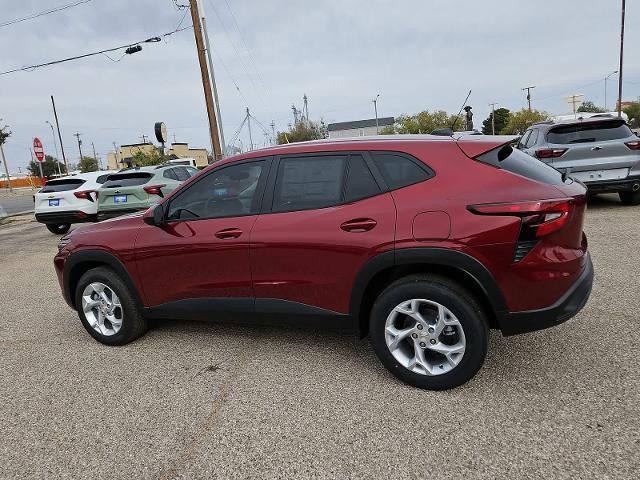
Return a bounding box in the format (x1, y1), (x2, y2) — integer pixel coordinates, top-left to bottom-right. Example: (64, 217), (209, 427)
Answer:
(34, 171), (118, 234)
(96, 164), (199, 220)
(168, 157), (198, 168)
(517, 116), (640, 205)
(54, 135), (593, 390)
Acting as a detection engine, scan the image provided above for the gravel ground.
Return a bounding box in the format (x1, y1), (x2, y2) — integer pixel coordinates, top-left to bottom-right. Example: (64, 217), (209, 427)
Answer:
(0, 194), (638, 479)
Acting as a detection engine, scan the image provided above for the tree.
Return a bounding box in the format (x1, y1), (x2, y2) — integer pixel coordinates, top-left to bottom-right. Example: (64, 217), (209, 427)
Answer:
(623, 102), (640, 128)
(481, 108), (511, 135)
(0, 123), (10, 146)
(78, 156), (99, 173)
(27, 155), (64, 178)
(276, 120), (326, 144)
(130, 149), (167, 167)
(500, 109), (550, 135)
(380, 110), (460, 135)
(577, 101), (605, 113)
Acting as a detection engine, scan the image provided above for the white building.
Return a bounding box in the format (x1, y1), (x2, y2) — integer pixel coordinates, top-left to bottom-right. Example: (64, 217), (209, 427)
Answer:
(327, 117), (394, 138)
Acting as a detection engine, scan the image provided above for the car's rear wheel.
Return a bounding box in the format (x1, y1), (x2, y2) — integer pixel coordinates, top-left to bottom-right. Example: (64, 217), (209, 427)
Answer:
(369, 274), (488, 390)
(75, 266), (148, 345)
(46, 223), (71, 235)
(619, 190), (640, 206)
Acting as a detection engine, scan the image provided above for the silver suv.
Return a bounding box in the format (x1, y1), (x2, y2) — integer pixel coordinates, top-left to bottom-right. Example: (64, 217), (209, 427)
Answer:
(518, 116), (640, 205)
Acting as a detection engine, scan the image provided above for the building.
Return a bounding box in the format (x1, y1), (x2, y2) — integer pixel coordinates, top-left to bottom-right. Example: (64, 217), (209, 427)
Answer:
(327, 117), (394, 138)
(106, 142), (210, 170)
(166, 143), (209, 167)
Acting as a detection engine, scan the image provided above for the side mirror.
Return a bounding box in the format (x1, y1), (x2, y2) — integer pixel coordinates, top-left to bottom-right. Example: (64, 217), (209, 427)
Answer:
(143, 203), (166, 226)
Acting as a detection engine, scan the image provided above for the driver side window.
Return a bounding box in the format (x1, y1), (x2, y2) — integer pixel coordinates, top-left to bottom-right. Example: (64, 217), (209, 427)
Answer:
(167, 161), (265, 221)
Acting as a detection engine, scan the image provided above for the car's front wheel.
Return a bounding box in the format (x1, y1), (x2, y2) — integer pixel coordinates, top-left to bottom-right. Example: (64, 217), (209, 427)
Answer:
(619, 190), (640, 206)
(369, 274), (488, 390)
(75, 266), (148, 345)
(46, 223), (71, 234)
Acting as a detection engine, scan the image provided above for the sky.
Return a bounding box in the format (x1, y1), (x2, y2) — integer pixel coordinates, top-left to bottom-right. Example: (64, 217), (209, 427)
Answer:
(0, 0), (639, 173)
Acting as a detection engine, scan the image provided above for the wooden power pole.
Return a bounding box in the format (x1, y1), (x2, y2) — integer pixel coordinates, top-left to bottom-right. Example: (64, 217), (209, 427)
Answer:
(189, 0), (223, 161)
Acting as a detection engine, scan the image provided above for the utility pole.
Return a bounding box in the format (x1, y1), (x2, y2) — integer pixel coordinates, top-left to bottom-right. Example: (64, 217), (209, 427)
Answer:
(246, 107), (253, 151)
(270, 121), (276, 145)
(92, 142), (102, 170)
(303, 94), (309, 122)
(0, 143), (11, 192)
(74, 132), (83, 167)
(189, 0), (223, 161)
(45, 121), (62, 175)
(489, 103), (497, 135)
(373, 94), (380, 134)
(522, 86), (535, 110)
(51, 95), (68, 174)
(292, 105), (299, 124)
(617, 0), (626, 117)
(112, 141), (120, 169)
(201, 11), (225, 156)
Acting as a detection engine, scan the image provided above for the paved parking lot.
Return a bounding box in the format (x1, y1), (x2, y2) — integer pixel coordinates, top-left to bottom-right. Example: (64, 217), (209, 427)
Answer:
(1, 194), (638, 479)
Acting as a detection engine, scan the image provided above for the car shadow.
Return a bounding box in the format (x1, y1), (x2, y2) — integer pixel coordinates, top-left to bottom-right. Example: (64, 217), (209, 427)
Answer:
(586, 193), (624, 210)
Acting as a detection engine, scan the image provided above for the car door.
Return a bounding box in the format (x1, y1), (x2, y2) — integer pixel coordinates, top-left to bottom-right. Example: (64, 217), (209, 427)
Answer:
(250, 152), (396, 315)
(134, 158), (271, 311)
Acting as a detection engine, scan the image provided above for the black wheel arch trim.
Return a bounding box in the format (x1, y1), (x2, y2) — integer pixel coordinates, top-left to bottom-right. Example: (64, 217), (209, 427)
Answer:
(349, 247), (509, 330)
(63, 249), (144, 312)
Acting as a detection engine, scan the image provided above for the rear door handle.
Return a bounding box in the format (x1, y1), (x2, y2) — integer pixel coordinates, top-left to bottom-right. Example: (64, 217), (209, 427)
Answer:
(215, 228), (243, 239)
(340, 218), (377, 232)
(591, 146), (602, 151)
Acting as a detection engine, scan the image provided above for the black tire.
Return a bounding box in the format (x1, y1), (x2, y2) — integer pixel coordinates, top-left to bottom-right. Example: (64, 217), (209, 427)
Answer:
(46, 223), (71, 234)
(75, 266), (148, 345)
(619, 190), (640, 206)
(369, 274), (488, 390)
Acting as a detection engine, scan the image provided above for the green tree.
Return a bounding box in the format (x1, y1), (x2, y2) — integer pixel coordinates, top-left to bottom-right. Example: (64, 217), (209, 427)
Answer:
(277, 120), (326, 144)
(577, 101), (605, 113)
(78, 156), (99, 173)
(482, 108), (511, 135)
(27, 155), (64, 178)
(0, 123), (10, 146)
(130, 149), (166, 167)
(501, 109), (550, 135)
(623, 102), (640, 128)
(380, 110), (460, 135)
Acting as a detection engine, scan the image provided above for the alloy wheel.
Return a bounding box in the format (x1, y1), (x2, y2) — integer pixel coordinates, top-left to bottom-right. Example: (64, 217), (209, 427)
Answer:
(81, 282), (123, 336)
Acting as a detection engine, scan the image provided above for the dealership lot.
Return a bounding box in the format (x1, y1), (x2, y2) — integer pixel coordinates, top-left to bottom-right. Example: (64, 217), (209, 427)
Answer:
(0, 194), (638, 479)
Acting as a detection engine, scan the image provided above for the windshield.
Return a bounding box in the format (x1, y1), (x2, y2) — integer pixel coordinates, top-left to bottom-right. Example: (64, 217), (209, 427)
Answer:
(547, 120), (633, 144)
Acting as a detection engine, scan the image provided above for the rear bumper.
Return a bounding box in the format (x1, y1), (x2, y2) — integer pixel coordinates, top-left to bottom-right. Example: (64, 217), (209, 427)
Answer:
(97, 208), (145, 221)
(584, 175), (640, 193)
(498, 253), (593, 336)
(35, 211), (96, 224)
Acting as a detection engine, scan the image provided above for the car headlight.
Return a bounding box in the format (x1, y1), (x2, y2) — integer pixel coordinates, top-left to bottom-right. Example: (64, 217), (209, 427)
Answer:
(58, 235), (72, 252)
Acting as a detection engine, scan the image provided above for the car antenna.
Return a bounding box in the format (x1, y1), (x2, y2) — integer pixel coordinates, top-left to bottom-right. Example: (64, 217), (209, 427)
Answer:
(450, 89), (472, 132)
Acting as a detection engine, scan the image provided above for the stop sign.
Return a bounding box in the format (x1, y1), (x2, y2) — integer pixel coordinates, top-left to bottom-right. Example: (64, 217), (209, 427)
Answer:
(33, 137), (45, 162)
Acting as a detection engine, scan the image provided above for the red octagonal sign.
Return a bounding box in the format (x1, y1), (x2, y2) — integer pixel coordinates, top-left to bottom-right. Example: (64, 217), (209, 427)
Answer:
(33, 137), (45, 162)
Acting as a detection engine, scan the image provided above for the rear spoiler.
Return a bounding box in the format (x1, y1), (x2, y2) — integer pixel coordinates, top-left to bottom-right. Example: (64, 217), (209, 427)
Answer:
(455, 135), (519, 158)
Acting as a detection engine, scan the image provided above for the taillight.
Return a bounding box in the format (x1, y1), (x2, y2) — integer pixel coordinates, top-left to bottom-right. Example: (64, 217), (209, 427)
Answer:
(143, 184), (165, 197)
(625, 140), (640, 150)
(468, 199), (574, 262)
(535, 148), (567, 159)
(74, 190), (96, 202)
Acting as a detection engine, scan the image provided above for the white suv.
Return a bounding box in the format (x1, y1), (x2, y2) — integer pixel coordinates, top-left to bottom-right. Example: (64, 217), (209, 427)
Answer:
(35, 171), (117, 234)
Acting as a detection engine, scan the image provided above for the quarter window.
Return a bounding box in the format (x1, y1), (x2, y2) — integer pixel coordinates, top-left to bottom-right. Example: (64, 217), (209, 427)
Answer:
(167, 162), (264, 220)
(344, 155), (380, 202)
(370, 152), (432, 190)
(526, 129), (539, 147)
(272, 155), (346, 212)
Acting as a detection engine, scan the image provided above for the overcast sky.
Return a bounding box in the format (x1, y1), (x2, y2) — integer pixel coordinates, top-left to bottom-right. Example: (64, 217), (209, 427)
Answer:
(1, 0), (638, 172)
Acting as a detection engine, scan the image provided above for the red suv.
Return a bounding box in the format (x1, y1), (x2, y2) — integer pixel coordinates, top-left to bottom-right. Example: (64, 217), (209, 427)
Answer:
(54, 136), (593, 390)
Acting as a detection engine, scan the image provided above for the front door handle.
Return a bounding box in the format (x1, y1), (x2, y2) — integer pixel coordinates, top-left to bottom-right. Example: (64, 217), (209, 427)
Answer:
(340, 218), (377, 232)
(215, 228), (243, 239)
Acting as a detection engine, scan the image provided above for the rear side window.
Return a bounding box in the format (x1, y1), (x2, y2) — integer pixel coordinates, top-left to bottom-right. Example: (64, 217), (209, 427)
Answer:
(101, 172), (152, 188)
(476, 144), (564, 185)
(371, 152), (433, 189)
(344, 155), (380, 202)
(547, 120), (633, 144)
(96, 174), (110, 184)
(163, 168), (179, 181)
(273, 155), (346, 212)
(526, 129), (539, 147)
(174, 167), (191, 181)
(41, 179), (85, 193)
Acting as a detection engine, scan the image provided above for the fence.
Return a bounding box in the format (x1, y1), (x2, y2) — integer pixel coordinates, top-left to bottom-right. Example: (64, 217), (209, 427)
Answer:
(0, 177), (45, 190)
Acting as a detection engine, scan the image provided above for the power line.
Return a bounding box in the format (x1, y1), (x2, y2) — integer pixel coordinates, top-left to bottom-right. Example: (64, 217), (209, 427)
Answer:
(0, 27), (192, 77)
(0, 0), (92, 29)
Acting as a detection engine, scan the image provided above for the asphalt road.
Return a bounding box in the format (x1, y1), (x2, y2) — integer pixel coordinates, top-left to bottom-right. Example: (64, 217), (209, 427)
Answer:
(1, 194), (638, 479)
(0, 191), (34, 215)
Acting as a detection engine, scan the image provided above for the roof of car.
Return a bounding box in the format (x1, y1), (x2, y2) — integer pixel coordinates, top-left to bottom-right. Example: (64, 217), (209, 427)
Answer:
(46, 170), (118, 182)
(532, 114), (625, 130)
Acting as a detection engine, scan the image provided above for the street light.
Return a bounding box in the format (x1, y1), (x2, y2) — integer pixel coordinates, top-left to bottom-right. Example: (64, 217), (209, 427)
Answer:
(45, 120), (62, 175)
(604, 70), (618, 112)
(373, 94), (380, 134)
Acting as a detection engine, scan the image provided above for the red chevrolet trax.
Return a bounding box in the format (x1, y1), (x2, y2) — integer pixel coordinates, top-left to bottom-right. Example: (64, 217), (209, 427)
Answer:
(54, 135), (593, 390)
